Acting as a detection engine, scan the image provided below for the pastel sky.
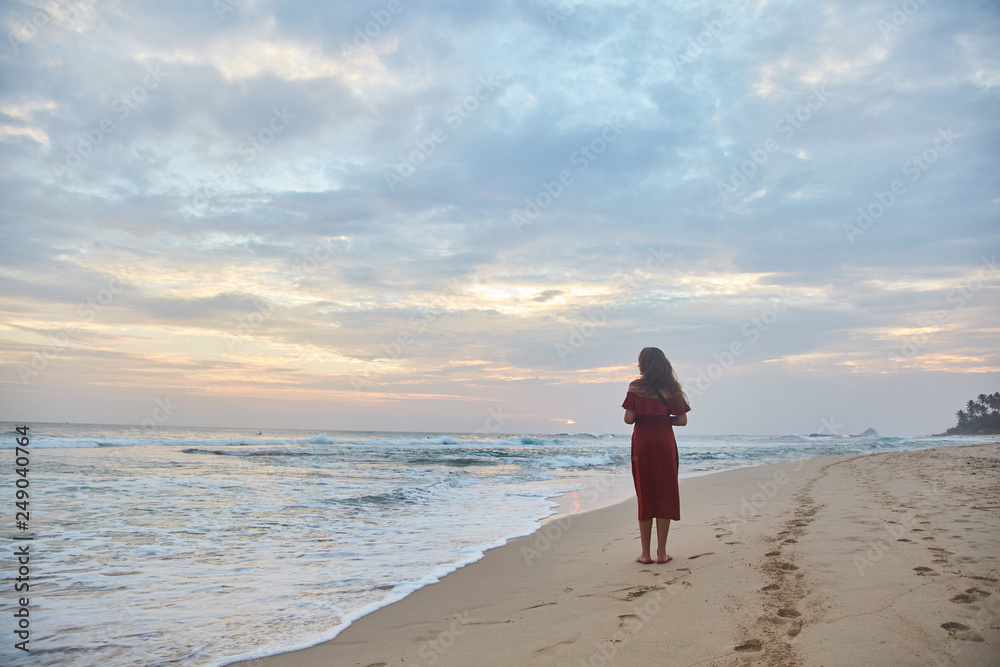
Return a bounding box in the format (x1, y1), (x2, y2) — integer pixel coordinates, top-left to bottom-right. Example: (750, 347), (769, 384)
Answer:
(1, 0), (998, 436)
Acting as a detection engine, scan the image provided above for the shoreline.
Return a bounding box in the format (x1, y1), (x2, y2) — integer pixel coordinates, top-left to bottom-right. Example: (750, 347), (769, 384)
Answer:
(222, 464), (765, 665)
(236, 442), (1000, 667)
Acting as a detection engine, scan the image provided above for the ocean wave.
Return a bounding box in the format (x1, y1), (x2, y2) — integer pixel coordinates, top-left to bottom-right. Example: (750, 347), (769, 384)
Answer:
(337, 477), (478, 507)
(501, 435), (566, 447)
(182, 448), (248, 457)
(307, 433), (342, 445)
(28, 436), (162, 448)
(683, 450), (736, 461)
(774, 434), (857, 442)
(406, 456), (498, 467)
(181, 448), (339, 458)
(536, 453), (618, 468)
(348, 436), (461, 446)
(30, 432), (473, 450)
(32, 435), (283, 449)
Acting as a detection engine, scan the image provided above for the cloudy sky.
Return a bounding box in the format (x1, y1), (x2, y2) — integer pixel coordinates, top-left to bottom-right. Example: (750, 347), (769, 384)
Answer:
(1, 0), (997, 436)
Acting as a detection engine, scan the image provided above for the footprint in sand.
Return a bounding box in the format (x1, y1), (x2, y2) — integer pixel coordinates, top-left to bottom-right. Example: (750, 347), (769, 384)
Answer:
(618, 613), (641, 629)
(522, 601), (557, 611)
(534, 636), (580, 656)
(770, 607), (801, 625)
(625, 588), (652, 600)
(617, 612), (649, 635)
(687, 552), (715, 559)
(734, 639), (762, 652)
(941, 622), (985, 643)
(613, 585), (662, 601)
(761, 583), (780, 592)
(466, 620), (514, 627)
(776, 562), (799, 572)
(914, 566), (940, 576)
(663, 571), (693, 589)
(765, 550), (781, 557)
(950, 588), (992, 605)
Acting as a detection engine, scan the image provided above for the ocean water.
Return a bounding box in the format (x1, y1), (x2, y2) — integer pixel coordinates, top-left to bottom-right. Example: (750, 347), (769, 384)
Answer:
(1, 422), (991, 666)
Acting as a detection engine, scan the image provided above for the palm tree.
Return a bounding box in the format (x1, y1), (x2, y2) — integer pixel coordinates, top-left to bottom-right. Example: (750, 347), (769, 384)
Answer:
(990, 393), (1000, 430)
(949, 393), (1000, 434)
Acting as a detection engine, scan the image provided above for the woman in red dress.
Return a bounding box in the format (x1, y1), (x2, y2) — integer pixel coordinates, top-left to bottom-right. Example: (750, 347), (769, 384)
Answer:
(622, 347), (690, 565)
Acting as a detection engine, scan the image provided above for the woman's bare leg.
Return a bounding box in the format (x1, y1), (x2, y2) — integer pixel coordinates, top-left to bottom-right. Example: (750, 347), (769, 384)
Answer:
(638, 519), (653, 562)
(656, 518), (671, 563)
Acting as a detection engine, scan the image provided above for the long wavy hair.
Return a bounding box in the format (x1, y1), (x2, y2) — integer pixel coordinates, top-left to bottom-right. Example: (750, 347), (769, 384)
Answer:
(633, 347), (686, 401)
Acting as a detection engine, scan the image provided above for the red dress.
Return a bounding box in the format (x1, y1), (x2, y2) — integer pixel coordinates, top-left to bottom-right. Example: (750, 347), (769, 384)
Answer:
(622, 391), (690, 521)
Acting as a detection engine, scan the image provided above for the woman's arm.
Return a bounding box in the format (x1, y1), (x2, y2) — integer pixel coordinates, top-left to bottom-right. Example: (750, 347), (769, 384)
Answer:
(670, 413), (687, 427)
(624, 409), (635, 425)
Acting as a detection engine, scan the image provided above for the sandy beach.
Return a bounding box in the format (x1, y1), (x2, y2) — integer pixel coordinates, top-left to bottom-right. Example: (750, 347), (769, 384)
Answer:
(242, 443), (1000, 667)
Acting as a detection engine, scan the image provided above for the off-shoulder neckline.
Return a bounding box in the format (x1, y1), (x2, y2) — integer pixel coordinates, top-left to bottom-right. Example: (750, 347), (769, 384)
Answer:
(628, 387), (679, 400)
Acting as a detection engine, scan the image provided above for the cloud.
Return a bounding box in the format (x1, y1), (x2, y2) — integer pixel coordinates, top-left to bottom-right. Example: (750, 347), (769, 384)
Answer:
(1, 0), (998, 434)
